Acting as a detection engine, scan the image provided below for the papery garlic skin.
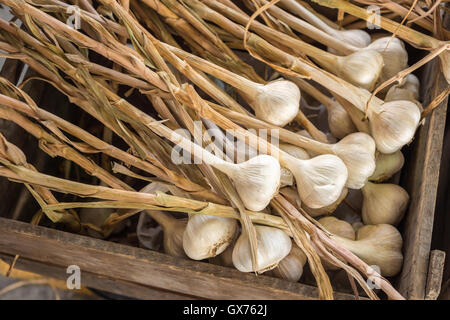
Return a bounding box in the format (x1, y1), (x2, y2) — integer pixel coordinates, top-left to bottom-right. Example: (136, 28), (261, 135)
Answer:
(369, 151), (404, 182)
(327, 99), (357, 139)
(367, 100), (421, 154)
(232, 225), (292, 273)
(252, 79), (301, 127)
(331, 132), (376, 189)
(279, 144), (309, 187)
(332, 224), (403, 277)
(338, 29), (371, 49)
(183, 215), (237, 260)
(270, 244), (307, 282)
(288, 154), (348, 209)
(338, 50), (384, 91)
(215, 155), (281, 211)
(362, 182), (409, 226)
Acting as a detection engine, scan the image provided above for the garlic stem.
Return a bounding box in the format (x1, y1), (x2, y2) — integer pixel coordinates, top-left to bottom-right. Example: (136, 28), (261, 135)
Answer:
(196, 0), (383, 90)
(280, 0), (371, 50)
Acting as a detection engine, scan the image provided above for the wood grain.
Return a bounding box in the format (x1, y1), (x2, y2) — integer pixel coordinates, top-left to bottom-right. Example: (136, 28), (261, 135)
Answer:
(424, 250), (446, 300)
(0, 217), (360, 300)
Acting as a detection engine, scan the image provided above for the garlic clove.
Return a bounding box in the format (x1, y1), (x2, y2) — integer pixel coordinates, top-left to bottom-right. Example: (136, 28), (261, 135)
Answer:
(362, 182), (409, 226)
(232, 225), (292, 273)
(183, 215), (237, 260)
(269, 244), (307, 282)
(215, 155), (281, 211)
(327, 99), (357, 139)
(369, 151), (404, 182)
(290, 154), (348, 209)
(302, 187), (348, 217)
(318, 216), (355, 240)
(252, 79), (301, 127)
(338, 49), (384, 91)
(367, 100), (421, 154)
(331, 132), (376, 189)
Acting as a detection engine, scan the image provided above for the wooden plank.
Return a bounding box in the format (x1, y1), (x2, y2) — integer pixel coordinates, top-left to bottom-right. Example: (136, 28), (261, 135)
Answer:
(424, 250), (446, 300)
(397, 56), (449, 299)
(0, 217), (359, 300)
(0, 253), (197, 300)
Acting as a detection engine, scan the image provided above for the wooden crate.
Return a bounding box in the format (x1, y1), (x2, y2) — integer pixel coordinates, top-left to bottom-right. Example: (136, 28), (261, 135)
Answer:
(0, 36), (448, 301)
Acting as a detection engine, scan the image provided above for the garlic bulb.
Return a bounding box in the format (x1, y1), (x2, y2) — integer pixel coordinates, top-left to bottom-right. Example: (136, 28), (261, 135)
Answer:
(331, 224), (403, 277)
(385, 74), (422, 110)
(326, 99), (357, 139)
(232, 225), (292, 273)
(183, 215), (237, 260)
(248, 79), (301, 126)
(293, 132), (376, 189)
(367, 100), (421, 154)
(362, 182), (409, 226)
(369, 151), (404, 182)
(283, 153), (348, 209)
(163, 218), (188, 258)
(280, 167), (294, 187)
(214, 155), (281, 211)
(319, 216), (355, 270)
(333, 49), (384, 91)
(367, 37), (409, 85)
(319, 216), (355, 240)
(270, 244), (307, 282)
(352, 221), (364, 232)
(302, 187), (348, 217)
(210, 233), (237, 267)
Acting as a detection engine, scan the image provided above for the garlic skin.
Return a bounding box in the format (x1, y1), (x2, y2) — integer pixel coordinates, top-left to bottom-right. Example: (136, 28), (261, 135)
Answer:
(368, 37), (409, 84)
(332, 224), (403, 277)
(251, 79), (301, 127)
(270, 244), (307, 282)
(163, 218), (188, 258)
(337, 49), (384, 91)
(215, 155), (281, 211)
(337, 29), (371, 49)
(327, 99), (357, 139)
(319, 216), (355, 240)
(232, 225), (292, 273)
(362, 182), (409, 226)
(302, 187), (348, 217)
(331, 132), (376, 189)
(183, 215), (237, 260)
(287, 154), (348, 209)
(280, 167), (294, 187)
(369, 151), (404, 182)
(367, 100), (421, 154)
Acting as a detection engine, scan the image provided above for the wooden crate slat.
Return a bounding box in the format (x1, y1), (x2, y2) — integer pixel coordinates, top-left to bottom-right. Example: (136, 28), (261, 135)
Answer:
(0, 217), (360, 300)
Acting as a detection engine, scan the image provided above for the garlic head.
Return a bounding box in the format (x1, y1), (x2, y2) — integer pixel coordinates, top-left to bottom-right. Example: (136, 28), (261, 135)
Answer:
(319, 216), (356, 240)
(253, 79), (301, 127)
(327, 99), (357, 139)
(362, 182), (409, 226)
(164, 218), (188, 258)
(183, 215), (237, 260)
(232, 225), (292, 273)
(367, 100), (421, 154)
(331, 132), (376, 189)
(369, 151), (404, 182)
(270, 244), (307, 282)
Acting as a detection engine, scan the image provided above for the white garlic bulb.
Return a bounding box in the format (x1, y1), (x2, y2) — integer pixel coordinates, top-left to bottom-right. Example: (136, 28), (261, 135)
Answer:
(214, 155), (281, 211)
(362, 182), (409, 226)
(368, 37), (409, 85)
(326, 99), (357, 139)
(302, 187), (348, 218)
(250, 79), (301, 126)
(330, 132), (376, 189)
(385, 74), (422, 110)
(270, 244), (307, 282)
(331, 224), (403, 277)
(232, 225), (292, 273)
(183, 215), (237, 260)
(369, 151), (404, 182)
(279, 143), (310, 187)
(367, 100), (421, 154)
(336, 49), (384, 91)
